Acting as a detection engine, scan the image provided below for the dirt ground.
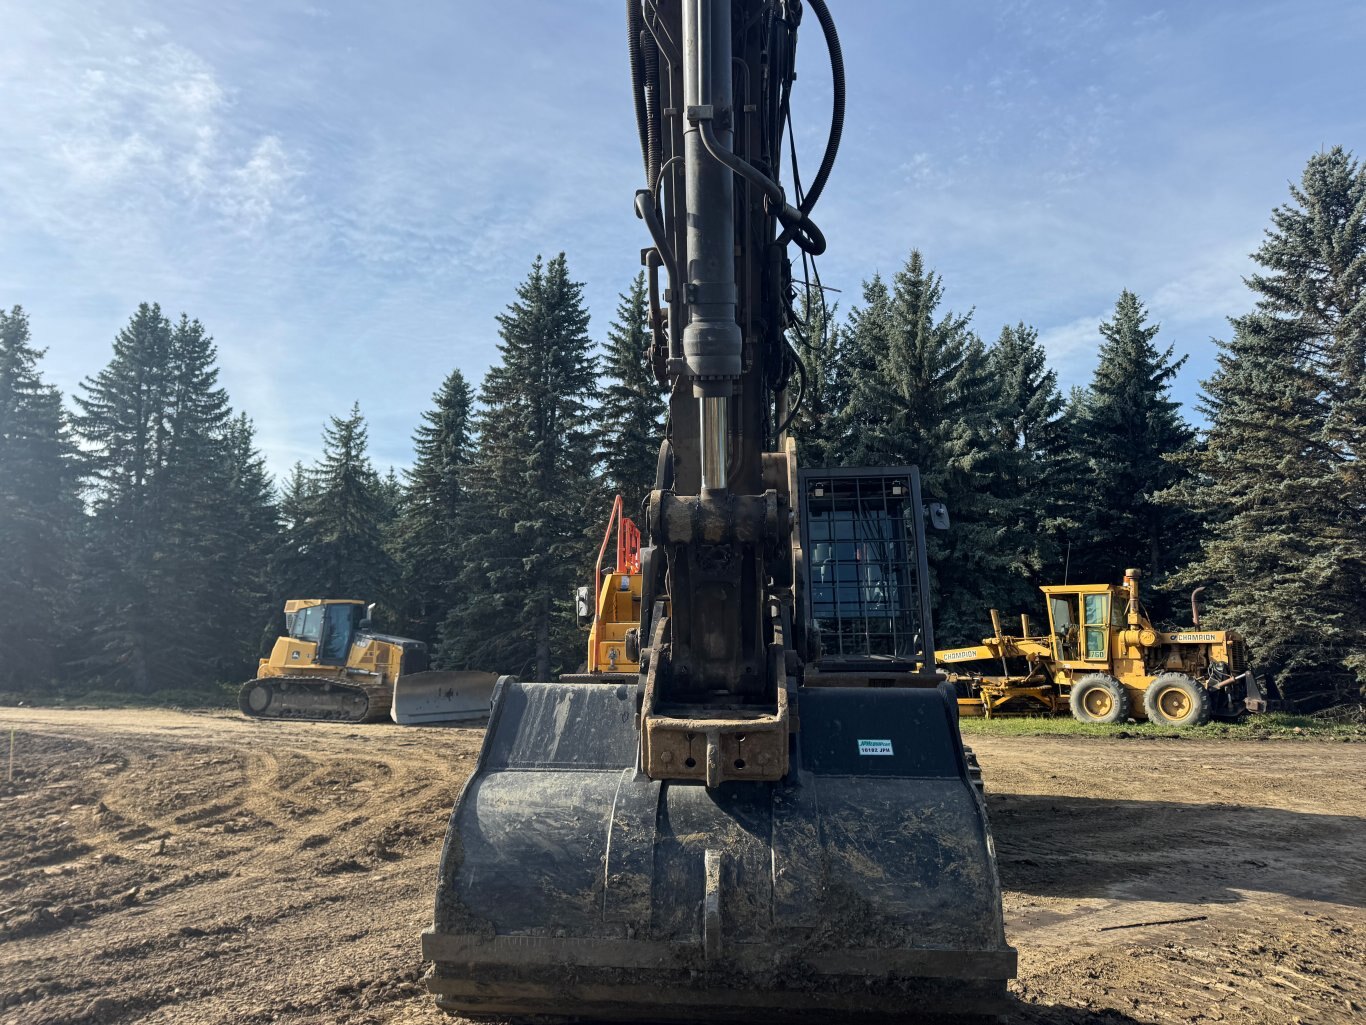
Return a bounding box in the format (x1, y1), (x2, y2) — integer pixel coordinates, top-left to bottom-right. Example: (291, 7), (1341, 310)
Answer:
(0, 708), (1361, 1025)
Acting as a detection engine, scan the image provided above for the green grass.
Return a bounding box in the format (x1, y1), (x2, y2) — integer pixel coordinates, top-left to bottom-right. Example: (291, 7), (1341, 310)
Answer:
(957, 710), (1364, 741)
(0, 682), (238, 711)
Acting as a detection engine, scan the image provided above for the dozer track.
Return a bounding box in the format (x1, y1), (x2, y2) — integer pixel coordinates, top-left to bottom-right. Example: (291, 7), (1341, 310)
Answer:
(423, 679), (1016, 1022)
(238, 675), (392, 724)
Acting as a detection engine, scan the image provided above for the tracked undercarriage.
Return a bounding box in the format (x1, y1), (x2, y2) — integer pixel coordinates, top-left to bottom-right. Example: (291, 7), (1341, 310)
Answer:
(238, 675), (392, 724)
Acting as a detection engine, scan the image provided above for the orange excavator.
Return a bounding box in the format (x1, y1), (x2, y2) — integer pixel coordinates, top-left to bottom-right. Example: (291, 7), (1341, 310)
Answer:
(567, 495), (647, 681)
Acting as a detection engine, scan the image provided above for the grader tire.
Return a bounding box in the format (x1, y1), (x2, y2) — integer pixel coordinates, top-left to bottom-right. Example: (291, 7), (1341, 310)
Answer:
(1069, 673), (1130, 724)
(1143, 673), (1212, 727)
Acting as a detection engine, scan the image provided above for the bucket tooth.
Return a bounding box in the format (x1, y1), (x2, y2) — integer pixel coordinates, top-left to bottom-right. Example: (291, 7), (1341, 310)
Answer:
(703, 848), (722, 961)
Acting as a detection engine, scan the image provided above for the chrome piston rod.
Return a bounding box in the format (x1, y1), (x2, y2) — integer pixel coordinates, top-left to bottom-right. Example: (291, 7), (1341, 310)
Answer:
(700, 395), (728, 492)
(682, 0), (739, 495)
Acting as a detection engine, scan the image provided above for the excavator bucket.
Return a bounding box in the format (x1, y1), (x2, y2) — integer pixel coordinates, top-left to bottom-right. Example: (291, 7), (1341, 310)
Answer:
(423, 678), (1016, 1021)
(390, 670), (500, 725)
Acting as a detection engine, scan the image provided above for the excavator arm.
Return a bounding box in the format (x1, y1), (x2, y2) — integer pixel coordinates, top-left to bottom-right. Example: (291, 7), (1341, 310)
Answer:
(421, 4), (1016, 1019)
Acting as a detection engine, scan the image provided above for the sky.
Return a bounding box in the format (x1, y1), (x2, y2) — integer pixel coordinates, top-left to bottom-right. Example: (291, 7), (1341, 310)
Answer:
(3, 0), (1364, 478)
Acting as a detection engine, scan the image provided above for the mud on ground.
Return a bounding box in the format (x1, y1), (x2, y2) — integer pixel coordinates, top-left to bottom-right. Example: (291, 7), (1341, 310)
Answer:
(0, 708), (1361, 1025)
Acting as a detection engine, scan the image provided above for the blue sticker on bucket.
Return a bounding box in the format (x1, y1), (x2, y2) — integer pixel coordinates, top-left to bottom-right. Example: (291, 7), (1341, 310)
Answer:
(858, 739), (894, 756)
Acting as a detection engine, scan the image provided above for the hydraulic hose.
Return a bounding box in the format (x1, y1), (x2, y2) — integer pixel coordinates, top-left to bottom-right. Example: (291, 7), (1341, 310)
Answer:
(634, 189), (678, 300)
(697, 118), (826, 255)
(801, 0), (844, 215)
(643, 29), (661, 187)
(627, 1), (651, 179)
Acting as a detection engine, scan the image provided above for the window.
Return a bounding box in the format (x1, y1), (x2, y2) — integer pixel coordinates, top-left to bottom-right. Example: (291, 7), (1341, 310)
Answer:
(292, 605), (323, 642)
(1083, 594), (1109, 661)
(1049, 595), (1080, 660)
(320, 604), (360, 663)
(804, 474), (921, 661)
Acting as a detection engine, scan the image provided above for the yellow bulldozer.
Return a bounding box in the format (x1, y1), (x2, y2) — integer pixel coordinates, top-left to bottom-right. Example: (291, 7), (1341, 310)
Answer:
(937, 569), (1277, 726)
(239, 598), (499, 724)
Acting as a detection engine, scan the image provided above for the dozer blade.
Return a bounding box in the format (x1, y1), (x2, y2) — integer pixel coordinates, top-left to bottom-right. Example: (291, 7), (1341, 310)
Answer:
(391, 670), (500, 725)
(423, 679), (1016, 1022)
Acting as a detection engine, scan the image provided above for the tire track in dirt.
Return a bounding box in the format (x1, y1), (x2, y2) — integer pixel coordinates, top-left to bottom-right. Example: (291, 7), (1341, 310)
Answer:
(0, 711), (482, 1025)
(2, 709), (1362, 1025)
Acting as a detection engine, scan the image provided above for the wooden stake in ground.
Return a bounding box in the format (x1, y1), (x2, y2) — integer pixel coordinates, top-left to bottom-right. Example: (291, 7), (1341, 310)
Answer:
(7, 728), (13, 783)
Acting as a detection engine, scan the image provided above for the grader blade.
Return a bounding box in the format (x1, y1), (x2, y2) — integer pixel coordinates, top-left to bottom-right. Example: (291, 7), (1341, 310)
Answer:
(390, 670), (500, 725)
(423, 679), (1016, 1021)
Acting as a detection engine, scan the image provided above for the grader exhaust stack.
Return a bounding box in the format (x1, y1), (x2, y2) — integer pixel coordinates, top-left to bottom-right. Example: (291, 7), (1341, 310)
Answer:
(422, 2), (1015, 1018)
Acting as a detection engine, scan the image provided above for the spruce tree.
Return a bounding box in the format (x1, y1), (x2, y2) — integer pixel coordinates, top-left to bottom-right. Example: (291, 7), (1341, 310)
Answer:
(1168, 148), (1366, 695)
(440, 254), (602, 678)
(790, 289), (844, 468)
(987, 322), (1070, 605)
(0, 306), (80, 690)
(267, 462), (322, 626)
(838, 251), (1014, 643)
(599, 272), (666, 516)
(75, 305), (276, 690)
(202, 414), (279, 677)
(1068, 291), (1195, 590)
(304, 404), (396, 601)
(392, 369), (475, 644)
(75, 304), (179, 692)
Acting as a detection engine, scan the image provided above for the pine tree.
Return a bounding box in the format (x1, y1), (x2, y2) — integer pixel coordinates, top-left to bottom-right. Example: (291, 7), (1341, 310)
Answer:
(201, 414), (279, 678)
(75, 305), (275, 691)
(790, 289), (844, 468)
(838, 251), (1014, 643)
(0, 306), (80, 690)
(304, 404), (396, 601)
(440, 254), (602, 678)
(267, 461), (321, 630)
(986, 322), (1070, 604)
(1167, 148), (1366, 695)
(75, 304), (178, 692)
(1068, 291), (1195, 590)
(391, 369), (475, 644)
(599, 272), (665, 516)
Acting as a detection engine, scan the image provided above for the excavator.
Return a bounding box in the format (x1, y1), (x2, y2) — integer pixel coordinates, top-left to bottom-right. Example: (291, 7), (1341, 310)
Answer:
(239, 598), (499, 724)
(422, 2), (1016, 1020)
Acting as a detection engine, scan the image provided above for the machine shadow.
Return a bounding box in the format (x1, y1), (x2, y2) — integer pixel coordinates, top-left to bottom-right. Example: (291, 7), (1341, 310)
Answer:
(986, 791), (1364, 908)
(575, 1004), (1156, 1025)
(1002, 1003), (1158, 1024)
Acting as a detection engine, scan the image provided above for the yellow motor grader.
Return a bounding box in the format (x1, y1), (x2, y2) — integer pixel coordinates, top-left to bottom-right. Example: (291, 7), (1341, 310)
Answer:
(239, 598), (498, 724)
(936, 569), (1276, 726)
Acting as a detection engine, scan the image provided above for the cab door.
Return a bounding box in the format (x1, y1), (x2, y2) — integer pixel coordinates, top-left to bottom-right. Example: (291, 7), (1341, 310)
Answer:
(1047, 593), (1080, 661)
(1081, 592), (1110, 664)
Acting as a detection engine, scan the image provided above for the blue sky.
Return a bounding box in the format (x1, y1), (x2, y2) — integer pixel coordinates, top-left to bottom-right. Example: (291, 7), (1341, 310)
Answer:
(3, 1), (1363, 478)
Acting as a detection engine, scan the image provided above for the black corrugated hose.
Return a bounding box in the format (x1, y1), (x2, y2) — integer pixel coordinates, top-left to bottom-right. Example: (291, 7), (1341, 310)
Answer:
(627, 1), (651, 180)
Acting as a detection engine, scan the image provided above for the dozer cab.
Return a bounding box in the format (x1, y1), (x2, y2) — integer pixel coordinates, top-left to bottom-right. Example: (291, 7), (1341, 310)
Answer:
(240, 598), (498, 724)
(937, 569), (1277, 726)
(421, 2), (1015, 1020)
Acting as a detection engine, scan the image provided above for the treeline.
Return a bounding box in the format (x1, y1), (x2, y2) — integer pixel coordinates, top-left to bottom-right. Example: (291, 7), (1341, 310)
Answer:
(1, 150), (1362, 699)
